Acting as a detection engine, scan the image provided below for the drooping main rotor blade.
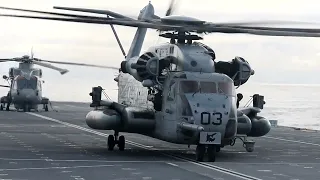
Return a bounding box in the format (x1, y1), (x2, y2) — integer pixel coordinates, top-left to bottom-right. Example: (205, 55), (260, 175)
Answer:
(33, 61), (69, 75)
(214, 20), (320, 26)
(0, 14), (172, 30)
(0, 85), (10, 88)
(222, 25), (320, 33)
(0, 6), (110, 20)
(1, 5), (316, 28)
(201, 26), (320, 37)
(230, 28), (320, 37)
(2, 7), (320, 37)
(53, 6), (135, 20)
(34, 58), (119, 70)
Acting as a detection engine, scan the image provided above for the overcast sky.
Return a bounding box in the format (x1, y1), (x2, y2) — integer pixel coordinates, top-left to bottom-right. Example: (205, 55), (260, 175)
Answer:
(0, 0), (320, 102)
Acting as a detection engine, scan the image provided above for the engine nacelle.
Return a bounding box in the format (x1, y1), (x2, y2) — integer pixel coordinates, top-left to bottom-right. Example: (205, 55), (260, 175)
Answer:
(236, 111), (252, 135)
(120, 52), (160, 82)
(232, 56), (254, 86)
(246, 116), (271, 137)
(215, 56), (254, 86)
(31, 69), (42, 78)
(85, 104), (156, 133)
(237, 107), (271, 137)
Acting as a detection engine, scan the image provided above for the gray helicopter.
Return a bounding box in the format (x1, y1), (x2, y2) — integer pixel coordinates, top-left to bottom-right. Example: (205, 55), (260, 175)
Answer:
(1, 0), (320, 161)
(0, 51), (118, 112)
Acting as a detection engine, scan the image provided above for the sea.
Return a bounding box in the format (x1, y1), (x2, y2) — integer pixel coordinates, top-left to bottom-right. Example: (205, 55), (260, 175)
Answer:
(0, 81), (319, 131)
(237, 83), (320, 130)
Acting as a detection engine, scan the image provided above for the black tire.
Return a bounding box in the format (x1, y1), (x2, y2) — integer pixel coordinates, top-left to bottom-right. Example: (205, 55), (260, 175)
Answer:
(207, 145), (216, 162)
(216, 146), (221, 152)
(118, 135), (125, 151)
(196, 145), (205, 162)
(0, 104), (3, 111)
(45, 105), (48, 112)
(107, 135), (115, 151)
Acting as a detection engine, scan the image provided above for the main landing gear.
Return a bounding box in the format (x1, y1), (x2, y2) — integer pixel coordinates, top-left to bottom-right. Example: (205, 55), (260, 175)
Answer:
(196, 144), (220, 162)
(107, 131), (125, 151)
(43, 104), (48, 112)
(0, 103), (10, 111)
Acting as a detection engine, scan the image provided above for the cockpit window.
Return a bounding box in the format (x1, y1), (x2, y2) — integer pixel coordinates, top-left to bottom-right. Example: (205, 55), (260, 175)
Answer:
(218, 82), (235, 96)
(180, 80), (234, 96)
(16, 77), (38, 90)
(180, 81), (199, 93)
(200, 82), (217, 93)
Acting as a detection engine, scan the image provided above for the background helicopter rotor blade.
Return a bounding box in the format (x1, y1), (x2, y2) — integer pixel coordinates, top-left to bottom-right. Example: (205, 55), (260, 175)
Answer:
(33, 58), (119, 70)
(0, 58), (21, 62)
(165, 0), (178, 16)
(32, 61), (69, 75)
(0, 85), (10, 88)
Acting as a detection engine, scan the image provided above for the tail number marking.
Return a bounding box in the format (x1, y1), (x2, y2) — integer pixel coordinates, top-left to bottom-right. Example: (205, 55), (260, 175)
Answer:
(200, 112), (222, 125)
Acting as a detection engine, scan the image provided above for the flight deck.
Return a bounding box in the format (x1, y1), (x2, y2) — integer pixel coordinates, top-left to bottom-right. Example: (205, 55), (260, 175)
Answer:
(0, 101), (319, 180)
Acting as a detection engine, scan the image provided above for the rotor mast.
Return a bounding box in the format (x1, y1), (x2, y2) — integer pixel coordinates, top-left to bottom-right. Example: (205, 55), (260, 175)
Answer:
(159, 31), (203, 44)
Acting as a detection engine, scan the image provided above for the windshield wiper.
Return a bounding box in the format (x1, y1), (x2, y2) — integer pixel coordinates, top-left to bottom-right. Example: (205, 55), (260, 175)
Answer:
(218, 87), (225, 94)
(192, 87), (201, 97)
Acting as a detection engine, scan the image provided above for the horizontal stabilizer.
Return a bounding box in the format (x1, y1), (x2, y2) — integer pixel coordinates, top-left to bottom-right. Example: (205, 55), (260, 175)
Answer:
(53, 6), (135, 20)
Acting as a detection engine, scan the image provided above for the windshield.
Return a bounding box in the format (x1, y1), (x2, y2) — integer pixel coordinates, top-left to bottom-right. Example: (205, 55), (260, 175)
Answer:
(180, 80), (199, 93)
(16, 78), (37, 90)
(200, 82), (217, 93)
(179, 80), (234, 96)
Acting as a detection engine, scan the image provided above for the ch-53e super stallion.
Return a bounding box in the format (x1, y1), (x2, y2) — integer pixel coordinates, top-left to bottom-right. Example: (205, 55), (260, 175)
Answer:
(0, 50), (117, 112)
(2, 0), (320, 161)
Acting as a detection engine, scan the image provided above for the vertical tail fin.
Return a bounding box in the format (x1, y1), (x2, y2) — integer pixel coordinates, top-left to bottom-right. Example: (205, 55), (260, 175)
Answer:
(125, 2), (155, 59)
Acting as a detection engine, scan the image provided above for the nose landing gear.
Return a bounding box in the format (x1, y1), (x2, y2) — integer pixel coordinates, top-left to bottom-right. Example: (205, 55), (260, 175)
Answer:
(107, 131), (125, 151)
(196, 144), (220, 162)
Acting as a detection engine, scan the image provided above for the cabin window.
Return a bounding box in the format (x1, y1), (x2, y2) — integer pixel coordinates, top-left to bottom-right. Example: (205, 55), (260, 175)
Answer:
(16, 78), (37, 90)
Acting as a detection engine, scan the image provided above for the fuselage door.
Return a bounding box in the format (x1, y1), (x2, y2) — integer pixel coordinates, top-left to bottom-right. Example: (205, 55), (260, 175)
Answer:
(163, 79), (177, 121)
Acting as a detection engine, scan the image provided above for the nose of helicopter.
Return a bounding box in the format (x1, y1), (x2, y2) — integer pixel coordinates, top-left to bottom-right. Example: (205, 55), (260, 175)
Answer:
(17, 89), (38, 102)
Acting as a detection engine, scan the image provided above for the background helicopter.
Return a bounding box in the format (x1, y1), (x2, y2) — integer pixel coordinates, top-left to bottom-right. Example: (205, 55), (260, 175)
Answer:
(0, 50), (118, 112)
(1, 0), (320, 161)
